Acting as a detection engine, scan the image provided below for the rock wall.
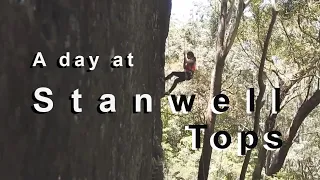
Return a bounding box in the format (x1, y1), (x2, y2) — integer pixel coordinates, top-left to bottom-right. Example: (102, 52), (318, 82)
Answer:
(0, 0), (171, 179)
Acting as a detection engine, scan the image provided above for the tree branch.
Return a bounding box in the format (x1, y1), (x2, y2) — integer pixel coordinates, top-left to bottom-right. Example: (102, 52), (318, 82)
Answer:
(297, 15), (319, 43)
(266, 90), (320, 175)
(224, 0), (244, 56)
(217, 0), (228, 49)
(226, 0), (236, 25)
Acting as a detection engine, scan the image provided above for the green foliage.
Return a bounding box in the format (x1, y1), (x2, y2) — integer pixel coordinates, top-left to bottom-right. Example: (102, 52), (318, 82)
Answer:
(162, 0), (320, 179)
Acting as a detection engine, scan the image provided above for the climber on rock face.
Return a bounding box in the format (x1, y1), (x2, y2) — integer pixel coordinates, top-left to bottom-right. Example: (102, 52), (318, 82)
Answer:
(164, 51), (196, 95)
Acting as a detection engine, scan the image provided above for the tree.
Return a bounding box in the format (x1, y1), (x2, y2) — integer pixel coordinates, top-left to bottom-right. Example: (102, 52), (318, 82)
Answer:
(0, 0), (171, 179)
(239, 7), (278, 180)
(197, 0), (246, 179)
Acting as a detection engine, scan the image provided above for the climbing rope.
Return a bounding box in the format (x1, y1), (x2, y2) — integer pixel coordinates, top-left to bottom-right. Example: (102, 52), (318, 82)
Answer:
(317, 71), (319, 90)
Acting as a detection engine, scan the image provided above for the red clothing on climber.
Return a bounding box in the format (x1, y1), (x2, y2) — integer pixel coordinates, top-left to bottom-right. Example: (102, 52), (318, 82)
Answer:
(184, 54), (196, 72)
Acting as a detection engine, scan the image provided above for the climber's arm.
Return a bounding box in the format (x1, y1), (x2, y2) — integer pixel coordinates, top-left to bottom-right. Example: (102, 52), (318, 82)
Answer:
(183, 51), (187, 68)
(185, 57), (196, 64)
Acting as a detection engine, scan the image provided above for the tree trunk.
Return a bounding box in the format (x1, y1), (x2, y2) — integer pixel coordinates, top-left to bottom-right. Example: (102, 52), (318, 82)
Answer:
(0, 0), (171, 180)
(197, 52), (226, 180)
(197, 1), (245, 179)
(239, 9), (278, 180)
(197, 1), (228, 179)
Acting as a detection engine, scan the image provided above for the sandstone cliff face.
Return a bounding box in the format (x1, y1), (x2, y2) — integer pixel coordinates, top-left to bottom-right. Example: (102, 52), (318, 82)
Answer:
(0, 0), (171, 179)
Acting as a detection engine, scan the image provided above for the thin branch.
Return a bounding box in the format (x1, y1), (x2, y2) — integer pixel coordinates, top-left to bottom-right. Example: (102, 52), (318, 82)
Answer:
(224, 0), (245, 56)
(254, 8), (263, 51)
(303, 76), (314, 103)
(279, 20), (301, 67)
(237, 37), (260, 68)
(297, 15), (319, 42)
(223, 70), (242, 90)
(280, 90), (305, 112)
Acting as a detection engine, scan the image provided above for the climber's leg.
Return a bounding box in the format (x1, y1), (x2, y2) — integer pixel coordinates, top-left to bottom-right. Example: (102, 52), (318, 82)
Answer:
(165, 76), (186, 95)
(165, 71), (185, 81)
